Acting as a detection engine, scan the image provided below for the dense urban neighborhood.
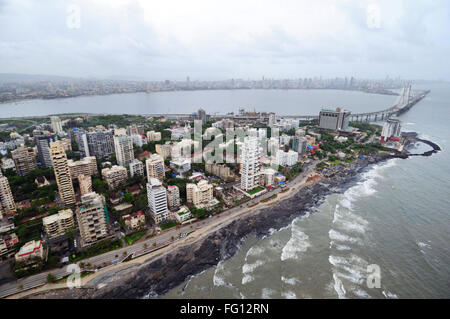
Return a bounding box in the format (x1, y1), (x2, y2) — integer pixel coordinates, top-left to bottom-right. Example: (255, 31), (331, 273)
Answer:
(0, 105), (408, 294)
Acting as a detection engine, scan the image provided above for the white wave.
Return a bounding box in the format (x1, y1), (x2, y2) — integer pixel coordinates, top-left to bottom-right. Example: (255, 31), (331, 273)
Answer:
(242, 274), (254, 285)
(417, 241), (431, 249)
(281, 276), (298, 285)
(261, 288), (277, 299)
(352, 288), (371, 298)
(334, 243), (352, 251)
(213, 261), (228, 287)
(405, 122), (415, 125)
(329, 229), (362, 245)
(245, 246), (265, 259)
(332, 273), (346, 299)
(382, 290), (399, 299)
(242, 260), (265, 274)
(281, 291), (297, 299)
(281, 222), (311, 261)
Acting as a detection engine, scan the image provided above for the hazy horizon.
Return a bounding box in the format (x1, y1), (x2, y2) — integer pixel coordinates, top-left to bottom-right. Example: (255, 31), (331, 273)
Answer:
(1, 0), (449, 81)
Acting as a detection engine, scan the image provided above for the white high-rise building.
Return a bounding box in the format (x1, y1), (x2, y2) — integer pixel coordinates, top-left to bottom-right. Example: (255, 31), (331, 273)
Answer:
(147, 178), (168, 223)
(268, 113), (276, 127)
(240, 136), (262, 191)
(276, 149), (299, 167)
(113, 132), (134, 167)
(50, 116), (63, 134)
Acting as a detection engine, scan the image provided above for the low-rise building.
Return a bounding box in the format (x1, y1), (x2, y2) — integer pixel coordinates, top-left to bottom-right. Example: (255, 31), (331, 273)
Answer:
(0, 233), (19, 256)
(146, 130), (161, 141)
(186, 180), (214, 206)
(205, 163), (235, 181)
(15, 240), (44, 263)
(170, 157), (191, 175)
(102, 165), (128, 189)
(174, 206), (192, 223)
(42, 209), (75, 239)
(123, 211), (146, 230)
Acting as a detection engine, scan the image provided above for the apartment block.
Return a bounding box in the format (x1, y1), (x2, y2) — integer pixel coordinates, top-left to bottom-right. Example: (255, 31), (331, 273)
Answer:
(0, 172), (16, 218)
(67, 156), (98, 179)
(129, 159), (144, 177)
(11, 146), (37, 175)
(102, 165), (128, 189)
(76, 192), (108, 247)
(186, 180), (214, 206)
(167, 185), (181, 211)
(42, 209), (75, 239)
(50, 142), (76, 206)
(146, 154), (165, 182)
(147, 178), (168, 224)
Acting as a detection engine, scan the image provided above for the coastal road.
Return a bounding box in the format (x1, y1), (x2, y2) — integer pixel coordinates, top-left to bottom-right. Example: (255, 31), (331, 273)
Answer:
(0, 162), (317, 299)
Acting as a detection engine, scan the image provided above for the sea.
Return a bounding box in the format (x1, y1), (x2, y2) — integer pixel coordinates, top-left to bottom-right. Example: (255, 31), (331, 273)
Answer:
(1, 84), (449, 299)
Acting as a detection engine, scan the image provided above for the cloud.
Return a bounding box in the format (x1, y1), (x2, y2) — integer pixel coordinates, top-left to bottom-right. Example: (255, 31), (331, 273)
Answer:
(0, 0), (449, 80)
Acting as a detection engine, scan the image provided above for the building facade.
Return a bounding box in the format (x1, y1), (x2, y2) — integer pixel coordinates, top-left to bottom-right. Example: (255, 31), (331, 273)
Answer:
(146, 154), (165, 182)
(186, 180), (214, 206)
(147, 178), (168, 224)
(0, 172), (16, 219)
(67, 156), (98, 179)
(78, 174), (92, 196)
(129, 159), (144, 177)
(33, 130), (57, 168)
(113, 133), (134, 167)
(11, 146), (37, 175)
(50, 116), (63, 134)
(50, 141), (76, 206)
(102, 165), (128, 189)
(318, 108), (351, 131)
(76, 192), (108, 247)
(42, 209), (75, 239)
(240, 136), (262, 191)
(167, 185), (181, 211)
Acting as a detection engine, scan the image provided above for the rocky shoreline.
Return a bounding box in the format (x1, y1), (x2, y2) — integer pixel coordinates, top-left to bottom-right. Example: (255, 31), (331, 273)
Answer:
(25, 136), (439, 299)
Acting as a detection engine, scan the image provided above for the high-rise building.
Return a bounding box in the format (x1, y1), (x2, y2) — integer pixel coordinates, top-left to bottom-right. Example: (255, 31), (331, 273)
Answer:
(276, 149), (299, 167)
(76, 192), (108, 247)
(129, 159), (144, 177)
(146, 154), (165, 182)
(293, 136), (307, 155)
(42, 209), (75, 239)
(147, 178), (168, 224)
(318, 108), (351, 131)
(186, 180), (214, 206)
(85, 130), (115, 158)
(70, 128), (90, 157)
(381, 118), (402, 142)
(101, 165), (128, 189)
(0, 172), (16, 219)
(197, 108), (207, 124)
(113, 132), (134, 167)
(268, 113), (276, 127)
(240, 136), (262, 191)
(50, 141), (76, 206)
(11, 146), (37, 175)
(33, 130), (57, 168)
(167, 185), (180, 211)
(78, 175), (92, 196)
(67, 156), (98, 179)
(50, 116), (63, 134)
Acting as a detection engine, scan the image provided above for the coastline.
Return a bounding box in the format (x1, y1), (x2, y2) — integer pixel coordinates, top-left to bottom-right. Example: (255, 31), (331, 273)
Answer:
(21, 153), (400, 299)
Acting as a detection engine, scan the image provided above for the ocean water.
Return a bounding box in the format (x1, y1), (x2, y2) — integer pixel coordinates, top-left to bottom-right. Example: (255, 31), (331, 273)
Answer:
(0, 88), (397, 118)
(162, 83), (450, 299)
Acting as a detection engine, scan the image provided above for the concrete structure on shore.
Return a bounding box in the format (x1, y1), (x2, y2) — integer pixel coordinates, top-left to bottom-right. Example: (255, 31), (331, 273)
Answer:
(381, 117), (402, 142)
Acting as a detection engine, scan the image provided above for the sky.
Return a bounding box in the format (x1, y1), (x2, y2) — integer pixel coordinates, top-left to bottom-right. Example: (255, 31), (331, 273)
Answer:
(0, 0), (449, 81)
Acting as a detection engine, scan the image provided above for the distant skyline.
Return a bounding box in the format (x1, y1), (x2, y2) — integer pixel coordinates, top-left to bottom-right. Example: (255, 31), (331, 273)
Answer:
(1, 0), (449, 81)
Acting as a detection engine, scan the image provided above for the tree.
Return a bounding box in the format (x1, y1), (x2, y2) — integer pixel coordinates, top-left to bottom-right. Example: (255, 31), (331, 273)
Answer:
(46, 273), (57, 283)
(123, 192), (133, 203)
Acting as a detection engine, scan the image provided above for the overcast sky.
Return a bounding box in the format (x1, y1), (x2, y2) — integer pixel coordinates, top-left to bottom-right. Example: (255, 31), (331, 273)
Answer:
(0, 0), (449, 81)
